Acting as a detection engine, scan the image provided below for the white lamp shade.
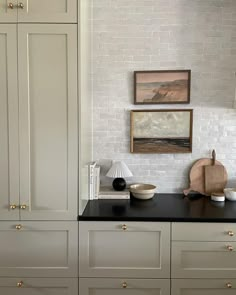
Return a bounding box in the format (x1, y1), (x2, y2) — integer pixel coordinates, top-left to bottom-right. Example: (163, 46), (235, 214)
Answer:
(106, 161), (133, 178)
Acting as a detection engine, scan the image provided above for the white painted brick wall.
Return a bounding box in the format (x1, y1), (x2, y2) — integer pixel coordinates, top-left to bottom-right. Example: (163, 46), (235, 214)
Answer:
(92, 0), (236, 193)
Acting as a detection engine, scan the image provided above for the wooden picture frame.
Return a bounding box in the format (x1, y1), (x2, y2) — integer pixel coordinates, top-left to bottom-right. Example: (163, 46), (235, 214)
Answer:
(130, 109), (193, 154)
(134, 70), (191, 104)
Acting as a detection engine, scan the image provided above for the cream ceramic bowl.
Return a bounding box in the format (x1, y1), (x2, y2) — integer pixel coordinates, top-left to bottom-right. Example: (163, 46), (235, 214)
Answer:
(224, 188), (236, 201)
(129, 184), (156, 200)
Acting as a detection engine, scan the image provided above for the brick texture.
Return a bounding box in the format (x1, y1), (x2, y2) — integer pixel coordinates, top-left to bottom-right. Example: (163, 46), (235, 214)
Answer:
(92, 0), (236, 193)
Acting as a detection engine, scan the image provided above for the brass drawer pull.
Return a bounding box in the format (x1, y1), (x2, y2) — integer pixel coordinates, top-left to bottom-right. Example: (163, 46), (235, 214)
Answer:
(8, 2), (14, 9)
(227, 245), (234, 251)
(122, 224), (127, 231)
(15, 224), (22, 230)
(17, 281), (24, 288)
(122, 282), (127, 288)
(18, 2), (24, 9)
(20, 204), (27, 210)
(10, 204), (17, 210)
(226, 282), (232, 288)
(228, 231), (234, 237)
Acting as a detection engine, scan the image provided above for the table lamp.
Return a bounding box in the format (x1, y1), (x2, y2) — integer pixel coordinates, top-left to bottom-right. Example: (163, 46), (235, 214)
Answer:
(106, 161), (133, 191)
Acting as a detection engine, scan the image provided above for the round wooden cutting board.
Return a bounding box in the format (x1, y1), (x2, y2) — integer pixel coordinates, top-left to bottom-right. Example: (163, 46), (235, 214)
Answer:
(183, 158), (228, 196)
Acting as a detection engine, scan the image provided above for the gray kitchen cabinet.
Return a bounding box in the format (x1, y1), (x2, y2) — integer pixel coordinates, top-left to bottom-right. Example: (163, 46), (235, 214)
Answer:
(172, 241), (236, 278)
(0, 23), (78, 221)
(0, 24), (19, 220)
(172, 279), (236, 295)
(0, 221), (78, 277)
(79, 221), (171, 278)
(79, 278), (170, 295)
(0, 0), (77, 23)
(0, 278), (78, 294)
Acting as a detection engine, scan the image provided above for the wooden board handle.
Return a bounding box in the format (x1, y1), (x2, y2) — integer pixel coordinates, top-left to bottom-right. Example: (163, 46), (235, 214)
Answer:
(212, 149), (216, 165)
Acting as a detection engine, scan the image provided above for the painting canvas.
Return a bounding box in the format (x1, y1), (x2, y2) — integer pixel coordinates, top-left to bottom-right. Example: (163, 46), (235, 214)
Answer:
(130, 110), (193, 153)
(134, 70), (191, 104)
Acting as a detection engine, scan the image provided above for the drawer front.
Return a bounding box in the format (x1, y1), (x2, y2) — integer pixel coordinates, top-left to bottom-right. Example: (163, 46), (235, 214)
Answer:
(172, 241), (236, 278)
(172, 222), (236, 241)
(80, 278), (170, 295)
(0, 222), (78, 277)
(79, 221), (170, 278)
(0, 278), (78, 294)
(17, 0), (77, 23)
(172, 279), (236, 295)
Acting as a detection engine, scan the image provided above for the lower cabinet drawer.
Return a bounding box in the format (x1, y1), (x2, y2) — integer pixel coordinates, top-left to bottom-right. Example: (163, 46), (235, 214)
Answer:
(0, 278), (78, 294)
(79, 221), (170, 278)
(79, 278), (170, 295)
(172, 279), (236, 295)
(172, 241), (236, 278)
(0, 221), (78, 277)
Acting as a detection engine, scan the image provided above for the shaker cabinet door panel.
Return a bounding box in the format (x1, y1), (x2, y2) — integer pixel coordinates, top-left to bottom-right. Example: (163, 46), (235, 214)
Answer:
(0, 25), (19, 220)
(0, 278), (78, 295)
(79, 221), (171, 278)
(172, 241), (236, 278)
(0, 222), (78, 277)
(17, 0), (77, 23)
(172, 279), (236, 295)
(80, 278), (170, 295)
(0, 0), (17, 22)
(18, 24), (78, 220)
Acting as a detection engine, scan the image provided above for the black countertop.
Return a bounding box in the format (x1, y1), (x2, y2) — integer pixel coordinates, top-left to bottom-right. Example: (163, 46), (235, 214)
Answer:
(79, 193), (236, 222)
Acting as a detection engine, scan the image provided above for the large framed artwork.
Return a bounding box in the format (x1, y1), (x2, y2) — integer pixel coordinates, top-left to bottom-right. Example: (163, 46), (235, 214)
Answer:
(134, 70), (191, 104)
(130, 109), (193, 154)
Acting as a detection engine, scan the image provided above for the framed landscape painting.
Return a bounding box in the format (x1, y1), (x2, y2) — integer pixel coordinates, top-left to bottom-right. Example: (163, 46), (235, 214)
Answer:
(130, 109), (193, 154)
(134, 70), (191, 104)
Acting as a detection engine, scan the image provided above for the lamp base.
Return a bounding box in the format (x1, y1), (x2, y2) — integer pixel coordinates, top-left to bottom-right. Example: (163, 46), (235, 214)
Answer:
(112, 178), (126, 191)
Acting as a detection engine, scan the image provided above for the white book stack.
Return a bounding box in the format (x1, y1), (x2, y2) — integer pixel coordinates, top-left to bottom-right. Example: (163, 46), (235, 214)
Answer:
(98, 187), (130, 199)
(88, 162), (100, 200)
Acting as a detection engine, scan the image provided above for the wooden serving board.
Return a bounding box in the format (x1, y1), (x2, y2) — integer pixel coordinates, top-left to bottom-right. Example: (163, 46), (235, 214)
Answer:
(183, 158), (227, 196)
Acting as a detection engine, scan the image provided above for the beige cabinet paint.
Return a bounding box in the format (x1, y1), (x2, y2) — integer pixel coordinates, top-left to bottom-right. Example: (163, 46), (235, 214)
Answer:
(80, 278), (170, 295)
(18, 24), (78, 220)
(0, 278), (78, 294)
(172, 279), (236, 295)
(0, 25), (19, 220)
(0, 0), (77, 23)
(0, 221), (78, 277)
(79, 221), (171, 278)
(172, 241), (236, 278)
(0, 0), (17, 22)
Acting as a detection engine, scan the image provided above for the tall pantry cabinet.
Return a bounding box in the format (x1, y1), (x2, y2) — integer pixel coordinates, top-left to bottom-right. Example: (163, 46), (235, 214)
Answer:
(0, 0), (78, 293)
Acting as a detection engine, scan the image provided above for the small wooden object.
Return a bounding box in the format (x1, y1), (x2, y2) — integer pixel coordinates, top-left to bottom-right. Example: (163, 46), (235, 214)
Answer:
(205, 150), (226, 195)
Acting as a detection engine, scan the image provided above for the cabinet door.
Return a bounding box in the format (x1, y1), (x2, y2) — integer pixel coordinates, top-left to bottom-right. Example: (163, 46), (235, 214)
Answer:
(80, 278), (170, 295)
(172, 241), (236, 278)
(0, 221), (78, 277)
(172, 279), (236, 295)
(0, 25), (19, 220)
(18, 24), (78, 221)
(79, 221), (171, 278)
(0, 278), (78, 295)
(0, 0), (17, 22)
(17, 0), (77, 23)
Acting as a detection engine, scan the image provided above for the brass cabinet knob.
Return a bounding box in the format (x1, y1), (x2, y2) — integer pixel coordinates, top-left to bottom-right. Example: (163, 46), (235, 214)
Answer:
(10, 204), (17, 210)
(17, 281), (23, 288)
(122, 282), (127, 288)
(226, 282), (232, 288)
(18, 2), (24, 9)
(122, 224), (127, 231)
(8, 2), (14, 9)
(20, 204), (27, 210)
(228, 231), (234, 237)
(227, 245), (234, 251)
(15, 224), (22, 230)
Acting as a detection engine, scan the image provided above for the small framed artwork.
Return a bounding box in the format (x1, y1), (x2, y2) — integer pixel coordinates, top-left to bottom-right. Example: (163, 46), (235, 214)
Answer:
(130, 109), (193, 154)
(134, 70), (191, 104)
